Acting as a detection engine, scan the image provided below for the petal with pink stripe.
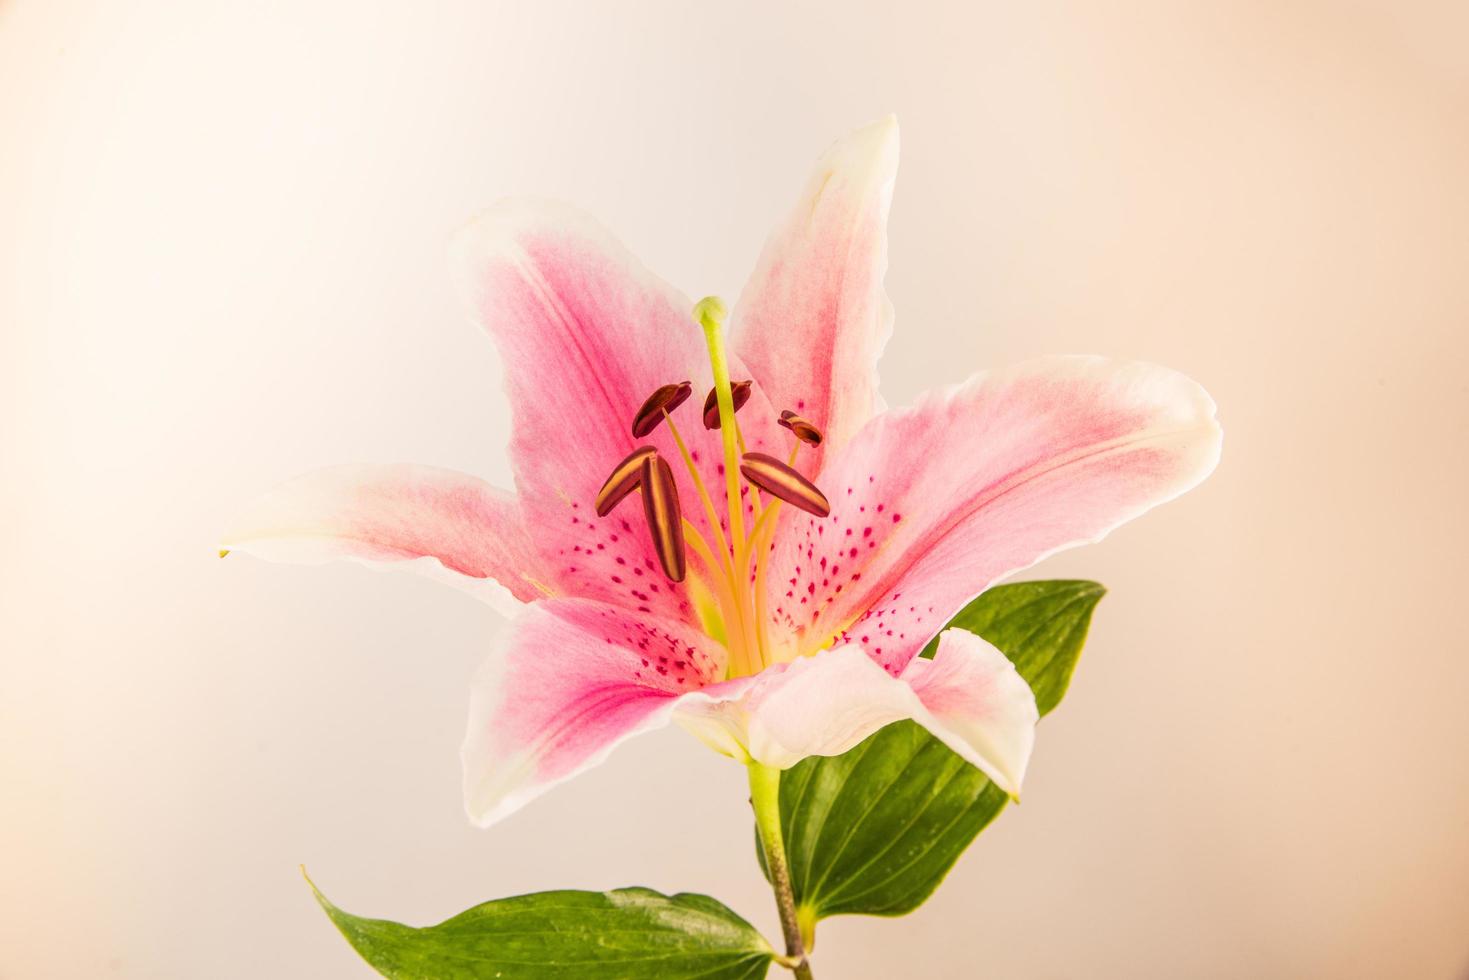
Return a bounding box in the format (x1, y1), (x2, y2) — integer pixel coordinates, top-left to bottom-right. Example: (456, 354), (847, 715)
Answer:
(761, 356), (1223, 672)
(731, 117), (899, 473)
(461, 598), (731, 827)
(222, 463), (548, 616)
(451, 201), (782, 623)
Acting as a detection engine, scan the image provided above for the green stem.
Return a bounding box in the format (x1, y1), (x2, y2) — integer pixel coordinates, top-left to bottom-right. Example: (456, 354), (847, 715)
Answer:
(748, 762), (814, 979)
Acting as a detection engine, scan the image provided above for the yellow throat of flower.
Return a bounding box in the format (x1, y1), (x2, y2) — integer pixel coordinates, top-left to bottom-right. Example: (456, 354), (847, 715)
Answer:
(594, 296), (831, 680)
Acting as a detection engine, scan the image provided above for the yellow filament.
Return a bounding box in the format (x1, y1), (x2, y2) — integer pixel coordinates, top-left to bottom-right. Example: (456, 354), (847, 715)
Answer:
(665, 409), (756, 677)
(734, 416), (764, 522)
(681, 518), (745, 666)
(662, 410), (733, 579)
(678, 517), (718, 579)
(747, 499), (784, 670)
(752, 444), (803, 668)
(743, 502), (784, 583)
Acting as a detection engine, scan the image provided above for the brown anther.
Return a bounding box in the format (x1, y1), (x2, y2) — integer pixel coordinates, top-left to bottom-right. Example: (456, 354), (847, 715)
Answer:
(594, 446), (656, 516)
(631, 382), (692, 438)
(701, 380), (752, 429)
(778, 410), (823, 447)
(739, 451), (831, 518)
(639, 453), (686, 582)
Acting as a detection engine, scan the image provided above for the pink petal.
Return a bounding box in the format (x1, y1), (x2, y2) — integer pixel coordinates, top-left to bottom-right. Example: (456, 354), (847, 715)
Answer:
(731, 117), (899, 472)
(451, 201), (782, 623)
(674, 632), (1037, 795)
(675, 649), (899, 768)
(223, 464), (547, 616)
(762, 356), (1222, 672)
(901, 629), (1039, 794)
(461, 598), (730, 826)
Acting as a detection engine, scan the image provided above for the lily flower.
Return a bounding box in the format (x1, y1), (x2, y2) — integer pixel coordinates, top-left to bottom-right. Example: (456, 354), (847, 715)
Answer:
(225, 118), (1221, 827)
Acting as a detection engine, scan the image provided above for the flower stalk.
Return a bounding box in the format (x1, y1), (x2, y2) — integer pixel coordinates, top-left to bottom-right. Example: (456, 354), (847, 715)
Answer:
(748, 761), (814, 979)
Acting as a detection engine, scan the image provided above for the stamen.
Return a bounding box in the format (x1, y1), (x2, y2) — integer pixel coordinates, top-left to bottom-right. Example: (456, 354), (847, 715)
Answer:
(660, 406), (735, 580)
(679, 518), (722, 582)
(778, 410), (823, 446)
(631, 382), (692, 437)
(595, 446), (656, 516)
(640, 452), (687, 582)
(740, 452), (831, 517)
(702, 380), (752, 429)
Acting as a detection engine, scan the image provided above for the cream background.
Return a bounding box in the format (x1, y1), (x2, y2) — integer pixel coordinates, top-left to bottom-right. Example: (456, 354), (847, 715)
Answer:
(2, 2), (1467, 977)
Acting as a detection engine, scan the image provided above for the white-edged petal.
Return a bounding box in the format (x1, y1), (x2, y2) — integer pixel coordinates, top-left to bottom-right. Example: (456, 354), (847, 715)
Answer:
(675, 636), (1038, 796)
(450, 199), (783, 625)
(460, 598), (732, 826)
(222, 463), (548, 617)
(902, 629), (1039, 794)
(731, 117), (899, 472)
(760, 355), (1222, 673)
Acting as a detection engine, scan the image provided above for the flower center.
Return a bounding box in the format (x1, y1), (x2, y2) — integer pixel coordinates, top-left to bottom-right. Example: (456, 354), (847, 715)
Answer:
(592, 296), (829, 679)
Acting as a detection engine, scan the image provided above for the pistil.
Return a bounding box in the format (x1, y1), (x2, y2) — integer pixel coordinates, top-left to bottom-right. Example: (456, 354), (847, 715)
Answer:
(697, 296), (770, 672)
(694, 297), (747, 552)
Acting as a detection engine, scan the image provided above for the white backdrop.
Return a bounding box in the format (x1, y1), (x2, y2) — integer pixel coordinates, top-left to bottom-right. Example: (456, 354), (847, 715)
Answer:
(3, 2), (1467, 977)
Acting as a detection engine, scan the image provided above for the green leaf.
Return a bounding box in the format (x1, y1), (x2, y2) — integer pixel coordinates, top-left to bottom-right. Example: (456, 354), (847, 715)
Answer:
(766, 579), (1104, 923)
(308, 873), (775, 979)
